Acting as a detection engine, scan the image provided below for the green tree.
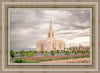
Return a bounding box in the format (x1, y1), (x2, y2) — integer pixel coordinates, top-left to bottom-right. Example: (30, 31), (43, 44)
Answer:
(27, 51), (34, 57)
(57, 50), (59, 54)
(20, 50), (25, 57)
(72, 50), (74, 53)
(69, 47), (72, 50)
(51, 50), (55, 56)
(88, 51), (90, 54)
(65, 51), (70, 55)
(44, 51), (48, 56)
(34, 51), (37, 53)
(79, 47), (81, 53)
(16, 51), (18, 54)
(64, 48), (66, 52)
(75, 50), (78, 55)
(42, 50), (44, 54)
(10, 49), (15, 59)
(82, 51), (85, 55)
(31, 51), (34, 57)
(27, 51), (29, 56)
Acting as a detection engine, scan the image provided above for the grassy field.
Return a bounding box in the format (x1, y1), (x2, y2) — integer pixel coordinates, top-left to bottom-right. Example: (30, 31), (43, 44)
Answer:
(14, 55), (90, 63)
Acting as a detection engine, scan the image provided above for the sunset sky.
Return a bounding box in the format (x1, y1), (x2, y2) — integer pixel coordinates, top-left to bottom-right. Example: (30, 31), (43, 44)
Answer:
(9, 8), (91, 49)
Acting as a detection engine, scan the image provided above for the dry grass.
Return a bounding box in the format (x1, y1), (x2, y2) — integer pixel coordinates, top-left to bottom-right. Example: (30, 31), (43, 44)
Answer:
(40, 57), (90, 63)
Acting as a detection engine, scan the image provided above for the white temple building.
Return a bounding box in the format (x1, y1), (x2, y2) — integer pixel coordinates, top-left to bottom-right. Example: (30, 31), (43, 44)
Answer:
(36, 18), (66, 52)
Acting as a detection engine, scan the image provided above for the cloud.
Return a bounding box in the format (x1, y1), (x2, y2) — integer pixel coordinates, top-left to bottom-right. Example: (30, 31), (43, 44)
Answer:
(10, 8), (91, 48)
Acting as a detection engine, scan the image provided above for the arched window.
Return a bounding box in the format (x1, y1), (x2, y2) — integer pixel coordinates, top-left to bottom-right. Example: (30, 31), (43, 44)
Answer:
(59, 43), (61, 49)
(41, 44), (43, 51)
(52, 33), (54, 37)
(48, 33), (50, 37)
(52, 43), (54, 49)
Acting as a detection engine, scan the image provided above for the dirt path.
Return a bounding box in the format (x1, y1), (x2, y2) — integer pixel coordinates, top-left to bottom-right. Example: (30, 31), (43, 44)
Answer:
(40, 58), (90, 63)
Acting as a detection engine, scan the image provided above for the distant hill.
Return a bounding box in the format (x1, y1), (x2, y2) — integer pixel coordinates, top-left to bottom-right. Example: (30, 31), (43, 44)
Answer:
(10, 48), (35, 52)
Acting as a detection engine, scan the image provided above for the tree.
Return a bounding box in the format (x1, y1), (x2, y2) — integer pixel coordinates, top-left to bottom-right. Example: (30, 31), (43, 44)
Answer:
(72, 50), (74, 53)
(88, 51), (90, 54)
(44, 51), (48, 56)
(20, 50), (25, 57)
(27, 51), (34, 57)
(82, 51), (85, 55)
(31, 51), (34, 57)
(51, 50), (55, 56)
(42, 50), (44, 54)
(65, 51), (70, 55)
(10, 49), (15, 59)
(79, 47), (81, 53)
(57, 50), (59, 54)
(27, 51), (29, 56)
(69, 47), (72, 50)
(86, 48), (89, 53)
(34, 51), (37, 53)
(16, 51), (18, 54)
(75, 50), (78, 55)
(64, 48), (66, 52)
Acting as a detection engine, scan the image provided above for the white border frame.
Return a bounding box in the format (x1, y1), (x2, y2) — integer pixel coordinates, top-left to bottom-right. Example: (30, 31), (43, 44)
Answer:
(2, 2), (98, 71)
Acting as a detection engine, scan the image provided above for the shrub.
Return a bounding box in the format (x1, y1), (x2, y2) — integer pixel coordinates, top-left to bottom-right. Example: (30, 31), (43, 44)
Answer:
(75, 51), (78, 55)
(72, 50), (74, 53)
(29, 50), (32, 52)
(82, 51), (85, 55)
(14, 58), (24, 63)
(20, 50), (25, 57)
(65, 51), (70, 55)
(34, 51), (37, 53)
(27, 52), (29, 56)
(44, 51), (48, 56)
(57, 50), (59, 54)
(14, 58), (40, 63)
(31, 51), (34, 57)
(10, 49), (15, 58)
(42, 50), (44, 54)
(27, 51), (34, 57)
(64, 48), (66, 52)
(69, 52), (71, 55)
(51, 50), (55, 56)
(16, 52), (18, 54)
(88, 51), (90, 54)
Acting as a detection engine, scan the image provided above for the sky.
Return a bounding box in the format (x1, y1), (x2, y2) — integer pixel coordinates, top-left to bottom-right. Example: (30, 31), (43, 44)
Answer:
(9, 8), (91, 49)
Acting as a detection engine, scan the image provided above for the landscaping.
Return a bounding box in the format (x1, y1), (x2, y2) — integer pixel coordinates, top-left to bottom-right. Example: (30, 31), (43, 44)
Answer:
(10, 47), (90, 63)
(14, 55), (90, 63)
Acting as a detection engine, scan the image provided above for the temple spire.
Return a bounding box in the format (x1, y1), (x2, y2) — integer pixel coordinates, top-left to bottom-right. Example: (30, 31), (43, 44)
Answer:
(48, 17), (54, 38)
(50, 17), (53, 31)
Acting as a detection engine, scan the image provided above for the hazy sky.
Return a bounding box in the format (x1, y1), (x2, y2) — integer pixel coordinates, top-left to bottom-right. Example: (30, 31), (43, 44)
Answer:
(9, 8), (91, 49)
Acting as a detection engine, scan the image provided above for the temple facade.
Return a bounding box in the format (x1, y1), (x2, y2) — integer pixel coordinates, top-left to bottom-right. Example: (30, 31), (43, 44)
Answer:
(36, 18), (66, 52)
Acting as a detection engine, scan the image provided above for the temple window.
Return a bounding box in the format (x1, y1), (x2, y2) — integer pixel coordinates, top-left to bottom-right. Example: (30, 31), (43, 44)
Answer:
(59, 43), (61, 49)
(41, 44), (43, 51)
(48, 33), (50, 37)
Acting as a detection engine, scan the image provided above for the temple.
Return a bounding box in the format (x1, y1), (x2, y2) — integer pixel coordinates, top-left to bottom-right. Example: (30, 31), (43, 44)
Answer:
(36, 18), (66, 52)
